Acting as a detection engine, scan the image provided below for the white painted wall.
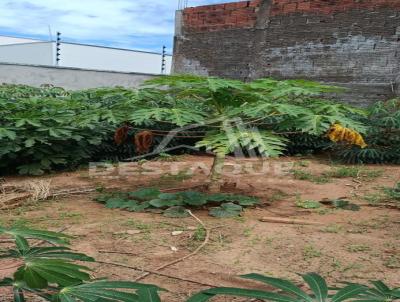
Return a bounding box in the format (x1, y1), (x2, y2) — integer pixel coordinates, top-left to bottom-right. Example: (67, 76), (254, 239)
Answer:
(0, 40), (172, 74)
(0, 35), (42, 45)
(59, 43), (172, 74)
(0, 42), (54, 65)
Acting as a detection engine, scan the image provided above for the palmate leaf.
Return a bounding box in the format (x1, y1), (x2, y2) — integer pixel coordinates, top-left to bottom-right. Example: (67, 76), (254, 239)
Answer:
(54, 280), (163, 302)
(187, 287), (297, 302)
(241, 274), (312, 302)
(15, 259), (91, 288)
(187, 273), (370, 302)
(179, 191), (207, 206)
(129, 107), (206, 127)
(245, 79), (343, 101)
(0, 127), (17, 140)
(15, 246), (94, 262)
(0, 226), (71, 245)
(242, 102), (311, 119)
(0, 279), (47, 302)
(294, 114), (334, 135)
(331, 284), (368, 302)
(196, 129), (287, 156)
(208, 203), (243, 218)
(354, 281), (400, 302)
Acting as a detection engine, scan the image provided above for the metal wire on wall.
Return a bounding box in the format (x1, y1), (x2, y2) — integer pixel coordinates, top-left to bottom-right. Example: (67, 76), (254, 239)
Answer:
(178, 0), (189, 10)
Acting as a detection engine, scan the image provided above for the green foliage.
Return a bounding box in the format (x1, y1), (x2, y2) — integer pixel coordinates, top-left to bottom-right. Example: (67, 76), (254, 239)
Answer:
(384, 183), (400, 201)
(141, 75), (365, 158)
(209, 202), (243, 218)
(95, 188), (259, 218)
(328, 199), (360, 211)
(188, 273), (399, 302)
(0, 226), (163, 301)
(295, 198), (321, 209)
(0, 226), (71, 245)
(291, 169), (330, 184)
(0, 84), (141, 175)
(337, 99), (400, 164)
(284, 133), (332, 156)
(0, 76), (367, 177)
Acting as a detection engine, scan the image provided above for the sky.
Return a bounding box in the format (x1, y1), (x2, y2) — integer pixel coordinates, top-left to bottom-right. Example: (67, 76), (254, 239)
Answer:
(0, 0), (236, 53)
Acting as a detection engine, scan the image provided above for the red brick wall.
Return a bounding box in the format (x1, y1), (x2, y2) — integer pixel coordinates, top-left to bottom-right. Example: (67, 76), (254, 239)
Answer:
(271, 0), (400, 16)
(182, 0), (400, 32)
(182, 0), (261, 32)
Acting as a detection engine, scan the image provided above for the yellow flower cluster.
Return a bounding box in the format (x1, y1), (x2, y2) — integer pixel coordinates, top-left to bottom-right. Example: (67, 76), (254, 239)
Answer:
(327, 124), (367, 148)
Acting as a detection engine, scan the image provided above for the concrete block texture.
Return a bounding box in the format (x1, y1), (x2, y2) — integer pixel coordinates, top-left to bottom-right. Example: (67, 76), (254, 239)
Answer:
(0, 63), (154, 90)
(173, 0), (400, 106)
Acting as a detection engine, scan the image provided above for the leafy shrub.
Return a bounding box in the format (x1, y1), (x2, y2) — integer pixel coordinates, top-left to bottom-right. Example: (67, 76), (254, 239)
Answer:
(337, 98), (400, 164)
(0, 85), (139, 175)
(188, 273), (400, 302)
(0, 226), (163, 301)
(0, 77), (370, 177)
(95, 188), (259, 217)
(132, 75), (366, 192)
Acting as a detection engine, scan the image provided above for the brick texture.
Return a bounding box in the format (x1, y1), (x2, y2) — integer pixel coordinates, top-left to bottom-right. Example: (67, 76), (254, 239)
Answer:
(174, 0), (400, 105)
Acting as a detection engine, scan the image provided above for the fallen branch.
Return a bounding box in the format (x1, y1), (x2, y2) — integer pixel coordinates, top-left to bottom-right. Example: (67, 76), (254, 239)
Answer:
(96, 260), (215, 288)
(259, 217), (324, 225)
(98, 250), (140, 256)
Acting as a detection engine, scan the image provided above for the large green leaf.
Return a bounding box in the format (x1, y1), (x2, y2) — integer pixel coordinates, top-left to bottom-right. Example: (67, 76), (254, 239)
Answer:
(331, 284), (368, 302)
(209, 203), (243, 218)
(241, 273), (312, 302)
(355, 281), (400, 302)
(15, 259), (91, 288)
(187, 287), (297, 302)
(54, 280), (163, 302)
(302, 273), (328, 302)
(179, 191), (207, 206)
(3, 246), (94, 264)
(196, 129), (286, 157)
(0, 226), (71, 245)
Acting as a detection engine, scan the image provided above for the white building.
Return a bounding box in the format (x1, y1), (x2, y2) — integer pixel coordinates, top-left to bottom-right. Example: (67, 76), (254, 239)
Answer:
(0, 35), (172, 74)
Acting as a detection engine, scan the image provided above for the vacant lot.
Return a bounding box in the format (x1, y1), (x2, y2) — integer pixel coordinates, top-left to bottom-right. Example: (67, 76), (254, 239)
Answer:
(1, 155), (399, 301)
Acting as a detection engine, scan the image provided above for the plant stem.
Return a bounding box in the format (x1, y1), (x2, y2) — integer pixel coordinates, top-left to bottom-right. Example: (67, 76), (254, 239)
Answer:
(208, 153), (225, 193)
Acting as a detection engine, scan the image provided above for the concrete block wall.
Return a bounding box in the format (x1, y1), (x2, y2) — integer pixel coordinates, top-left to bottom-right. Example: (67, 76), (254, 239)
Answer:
(173, 0), (400, 106)
(0, 63), (154, 90)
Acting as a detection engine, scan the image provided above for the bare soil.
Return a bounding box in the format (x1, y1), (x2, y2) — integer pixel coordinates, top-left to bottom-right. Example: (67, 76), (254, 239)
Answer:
(1, 155), (399, 301)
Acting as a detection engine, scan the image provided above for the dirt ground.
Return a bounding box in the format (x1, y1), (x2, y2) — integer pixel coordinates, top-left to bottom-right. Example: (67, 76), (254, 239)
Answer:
(1, 155), (399, 301)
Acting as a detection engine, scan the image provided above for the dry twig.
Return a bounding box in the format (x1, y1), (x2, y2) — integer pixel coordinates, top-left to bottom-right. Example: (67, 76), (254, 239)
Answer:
(259, 217), (324, 225)
(96, 260), (215, 287)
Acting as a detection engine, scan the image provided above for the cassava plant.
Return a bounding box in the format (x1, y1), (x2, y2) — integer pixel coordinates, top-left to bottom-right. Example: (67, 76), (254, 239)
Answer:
(0, 226), (163, 301)
(188, 273), (399, 302)
(0, 84), (141, 175)
(337, 98), (400, 164)
(130, 75), (367, 192)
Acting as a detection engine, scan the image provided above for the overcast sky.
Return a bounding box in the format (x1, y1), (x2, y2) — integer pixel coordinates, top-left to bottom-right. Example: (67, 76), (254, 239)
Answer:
(0, 0), (236, 53)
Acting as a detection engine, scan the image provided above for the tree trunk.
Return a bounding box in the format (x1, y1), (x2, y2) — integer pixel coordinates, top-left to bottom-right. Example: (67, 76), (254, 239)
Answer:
(208, 153), (225, 193)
